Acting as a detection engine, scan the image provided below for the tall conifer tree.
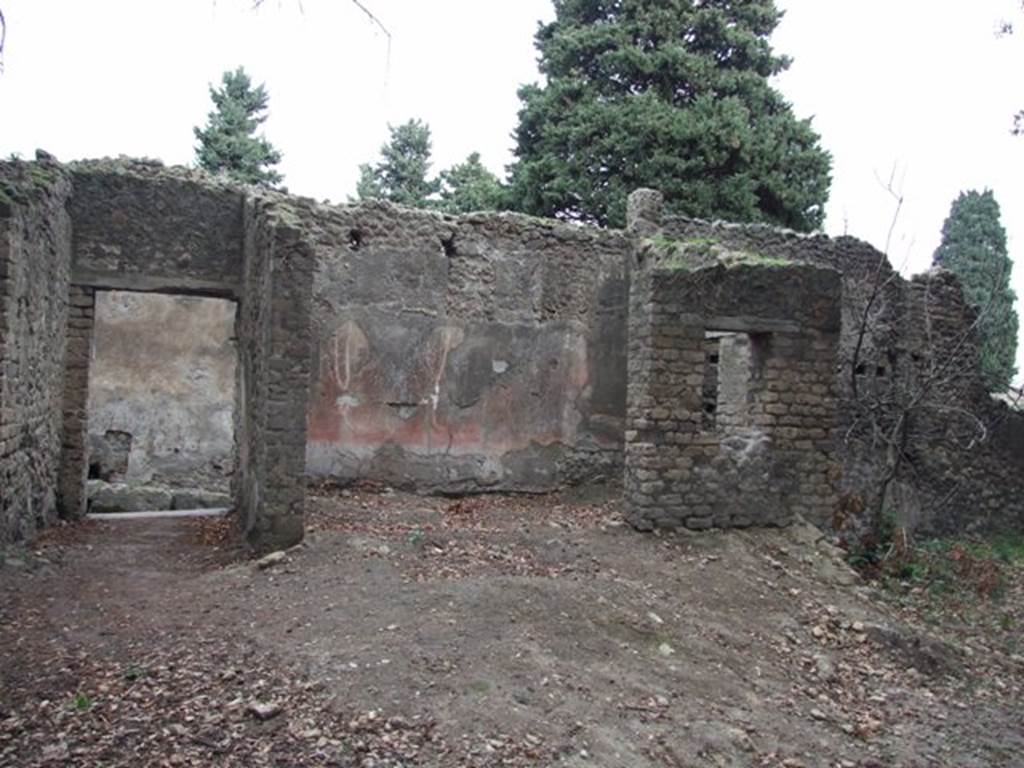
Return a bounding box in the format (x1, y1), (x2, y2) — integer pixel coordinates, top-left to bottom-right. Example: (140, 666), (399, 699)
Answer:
(508, 0), (831, 229)
(355, 119), (440, 207)
(194, 67), (282, 187)
(438, 152), (506, 213)
(933, 189), (1019, 391)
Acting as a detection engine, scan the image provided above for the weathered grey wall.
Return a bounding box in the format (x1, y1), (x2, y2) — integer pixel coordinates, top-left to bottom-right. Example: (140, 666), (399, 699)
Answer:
(0, 157), (73, 543)
(299, 202), (630, 493)
(4, 157), (1019, 546)
(890, 270), (1024, 535)
(87, 291), (237, 491)
(68, 160), (244, 297)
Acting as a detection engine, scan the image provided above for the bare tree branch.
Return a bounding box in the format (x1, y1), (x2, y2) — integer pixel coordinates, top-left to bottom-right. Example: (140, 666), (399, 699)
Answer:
(348, 0), (389, 40)
(251, 0), (389, 40)
(841, 166), (1018, 559)
(0, 7), (6, 73)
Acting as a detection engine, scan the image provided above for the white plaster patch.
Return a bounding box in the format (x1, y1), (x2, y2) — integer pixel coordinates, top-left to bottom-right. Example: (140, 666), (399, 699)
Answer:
(336, 394), (361, 408)
(492, 360), (509, 374)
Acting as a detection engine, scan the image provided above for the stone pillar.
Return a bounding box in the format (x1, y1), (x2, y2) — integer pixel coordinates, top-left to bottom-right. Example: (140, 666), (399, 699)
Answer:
(626, 188), (664, 239)
(57, 285), (95, 519)
(235, 198), (315, 553)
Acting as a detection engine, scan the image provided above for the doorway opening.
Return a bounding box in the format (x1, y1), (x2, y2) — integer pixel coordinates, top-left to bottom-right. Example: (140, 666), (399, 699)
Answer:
(85, 290), (238, 514)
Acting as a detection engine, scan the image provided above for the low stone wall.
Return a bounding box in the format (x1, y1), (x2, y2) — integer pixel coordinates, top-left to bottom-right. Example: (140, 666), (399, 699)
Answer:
(0, 156), (73, 543)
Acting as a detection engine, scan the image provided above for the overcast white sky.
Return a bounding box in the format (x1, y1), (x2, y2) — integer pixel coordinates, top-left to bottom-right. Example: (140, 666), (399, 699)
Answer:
(1, 0), (1022, 382)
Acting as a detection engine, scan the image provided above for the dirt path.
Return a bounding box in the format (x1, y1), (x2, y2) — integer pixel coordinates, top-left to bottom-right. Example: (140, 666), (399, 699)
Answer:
(1, 491), (1021, 767)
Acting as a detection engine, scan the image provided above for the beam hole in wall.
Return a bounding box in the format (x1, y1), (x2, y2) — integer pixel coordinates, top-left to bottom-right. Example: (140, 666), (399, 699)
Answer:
(85, 290), (239, 514)
(348, 229), (363, 251)
(441, 235), (457, 258)
(88, 429), (132, 482)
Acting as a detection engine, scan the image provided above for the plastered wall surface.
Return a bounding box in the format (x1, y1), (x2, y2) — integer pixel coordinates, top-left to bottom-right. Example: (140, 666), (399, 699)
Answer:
(87, 291), (236, 491)
(299, 202), (630, 493)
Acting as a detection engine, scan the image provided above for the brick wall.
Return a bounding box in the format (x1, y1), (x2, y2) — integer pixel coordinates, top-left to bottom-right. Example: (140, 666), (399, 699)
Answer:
(624, 259), (841, 531)
(57, 286), (95, 519)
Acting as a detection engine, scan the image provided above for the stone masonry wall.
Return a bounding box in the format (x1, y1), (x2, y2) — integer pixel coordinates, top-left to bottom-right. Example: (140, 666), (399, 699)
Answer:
(57, 286), (95, 520)
(0, 156), (74, 543)
(888, 270), (1024, 534)
(657, 207), (1023, 535)
(299, 201), (630, 493)
(3, 155), (1018, 546)
(624, 255), (841, 531)
(234, 194), (315, 552)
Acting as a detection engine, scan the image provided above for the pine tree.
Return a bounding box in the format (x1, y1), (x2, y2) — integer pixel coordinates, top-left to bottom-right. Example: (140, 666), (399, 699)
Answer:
(508, 0), (831, 230)
(193, 67), (283, 187)
(437, 152), (506, 213)
(933, 189), (1019, 391)
(355, 119), (440, 207)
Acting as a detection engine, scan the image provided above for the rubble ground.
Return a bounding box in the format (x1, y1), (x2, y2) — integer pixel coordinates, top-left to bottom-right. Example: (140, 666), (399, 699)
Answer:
(1, 490), (1021, 767)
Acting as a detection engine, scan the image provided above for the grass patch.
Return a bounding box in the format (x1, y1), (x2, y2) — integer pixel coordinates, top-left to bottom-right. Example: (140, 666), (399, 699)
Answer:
(660, 254), (694, 271)
(721, 250), (790, 268)
(854, 532), (1024, 604)
(641, 235), (789, 271)
(642, 234), (718, 271)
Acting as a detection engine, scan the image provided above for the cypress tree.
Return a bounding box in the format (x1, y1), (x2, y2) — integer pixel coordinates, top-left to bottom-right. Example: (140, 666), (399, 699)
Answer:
(933, 189), (1019, 391)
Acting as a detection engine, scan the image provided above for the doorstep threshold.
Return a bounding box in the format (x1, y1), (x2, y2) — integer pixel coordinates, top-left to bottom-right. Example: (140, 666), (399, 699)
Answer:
(87, 508), (231, 520)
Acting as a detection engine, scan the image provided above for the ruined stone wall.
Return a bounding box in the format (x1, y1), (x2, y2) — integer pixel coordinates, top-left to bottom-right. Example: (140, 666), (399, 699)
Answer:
(657, 209), (1024, 535)
(5, 155), (1017, 545)
(234, 199), (273, 540)
(891, 270), (1024, 534)
(0, 158), (73, 543)
(300, 202), (630, 493)
(87, 291), (236, 491)
(624, 259), (841, 531)
(660, 215), (903, 397)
